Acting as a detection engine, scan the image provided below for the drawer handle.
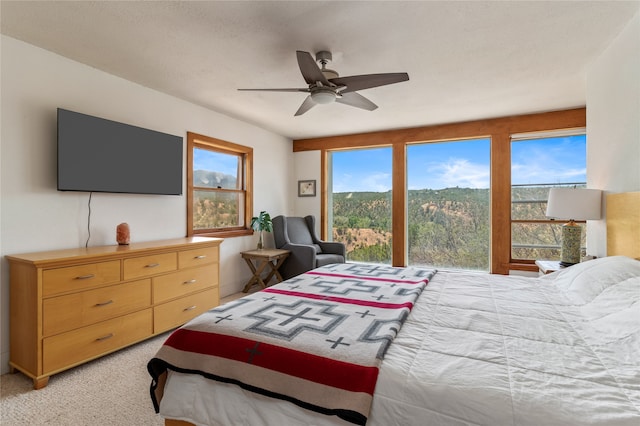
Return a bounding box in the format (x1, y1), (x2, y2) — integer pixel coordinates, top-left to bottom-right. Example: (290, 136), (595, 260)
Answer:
(194, 255), (207, 259)
(183, 305), (196, 312)
(75, 274), (95, 280)
(183, 279), (197, 284)
(145, 263), (160, 268)
(95, 300), (114, 307)
(96, 333), (114, 341)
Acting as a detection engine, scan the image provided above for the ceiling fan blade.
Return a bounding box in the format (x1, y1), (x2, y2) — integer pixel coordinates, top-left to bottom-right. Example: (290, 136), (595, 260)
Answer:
(335, 92), (378, 111)
(296, 51), (330, 86)
(330, 73), (409, 94)
(238, 88), (309, 93)
(294, 95), (316, 116)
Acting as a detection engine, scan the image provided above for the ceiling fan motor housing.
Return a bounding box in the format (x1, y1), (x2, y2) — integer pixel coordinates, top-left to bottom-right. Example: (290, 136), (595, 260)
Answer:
(316, 51), (339, 80)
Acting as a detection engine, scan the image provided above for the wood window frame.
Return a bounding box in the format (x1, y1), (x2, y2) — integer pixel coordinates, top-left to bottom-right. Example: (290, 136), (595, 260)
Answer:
(294, 108), (586, 274)
(186, 132), (254, 238)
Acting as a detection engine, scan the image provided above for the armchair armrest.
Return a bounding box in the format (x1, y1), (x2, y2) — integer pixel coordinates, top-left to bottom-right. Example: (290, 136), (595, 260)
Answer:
(280, 243), (317, 279)
(318, 241), (346, 257)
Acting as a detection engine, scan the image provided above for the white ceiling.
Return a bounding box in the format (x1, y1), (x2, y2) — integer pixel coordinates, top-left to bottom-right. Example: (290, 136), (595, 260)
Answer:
(1, 1), (638, 140)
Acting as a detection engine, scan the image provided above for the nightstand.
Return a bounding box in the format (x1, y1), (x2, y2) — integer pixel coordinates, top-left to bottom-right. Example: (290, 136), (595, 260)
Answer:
(535, 260), (564, 276)
(240, 249), (290, 292)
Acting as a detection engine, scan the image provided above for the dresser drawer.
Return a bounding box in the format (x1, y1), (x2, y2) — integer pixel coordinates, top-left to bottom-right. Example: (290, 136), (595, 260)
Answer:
(43, 309), (152, 374)
(43, 279), (151, 337)
(154, 288), (219, 333)
(123, 252), (177, 280)
(42, 260), (121, 297)
(153, 263), (218, 304)
(178, 246), (219, 269)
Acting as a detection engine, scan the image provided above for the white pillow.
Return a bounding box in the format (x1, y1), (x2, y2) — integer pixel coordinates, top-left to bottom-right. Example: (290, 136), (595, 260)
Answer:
(550, 256), (640, 305)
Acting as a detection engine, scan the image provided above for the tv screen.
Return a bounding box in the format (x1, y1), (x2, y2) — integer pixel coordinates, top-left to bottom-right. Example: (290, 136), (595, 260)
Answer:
(57, 108), (183, 195)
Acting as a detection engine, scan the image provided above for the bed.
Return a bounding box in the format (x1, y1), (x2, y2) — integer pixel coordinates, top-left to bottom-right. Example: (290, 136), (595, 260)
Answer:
(148, 192), (640, 426)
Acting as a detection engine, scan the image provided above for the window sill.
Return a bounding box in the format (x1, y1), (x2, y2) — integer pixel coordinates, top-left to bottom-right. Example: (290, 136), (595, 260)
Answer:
(193, 229), (253, 239)
(508, 262), (538, 273)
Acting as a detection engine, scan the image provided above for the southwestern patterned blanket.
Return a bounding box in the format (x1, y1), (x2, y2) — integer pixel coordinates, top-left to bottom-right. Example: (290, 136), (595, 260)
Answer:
(148, 263), (436, 425)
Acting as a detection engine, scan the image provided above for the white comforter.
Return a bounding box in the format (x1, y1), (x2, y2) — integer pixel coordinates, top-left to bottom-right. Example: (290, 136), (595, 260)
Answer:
(159, 256), (640, 425)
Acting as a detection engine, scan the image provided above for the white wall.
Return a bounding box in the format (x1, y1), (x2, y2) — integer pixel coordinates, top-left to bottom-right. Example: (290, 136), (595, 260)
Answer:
(0, 36), (294, 373)
(293, 150), (322, 234)
(586, 10), (640, 257)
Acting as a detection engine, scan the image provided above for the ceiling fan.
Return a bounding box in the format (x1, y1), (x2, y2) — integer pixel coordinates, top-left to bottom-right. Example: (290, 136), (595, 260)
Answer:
(238, 50), (409, 116)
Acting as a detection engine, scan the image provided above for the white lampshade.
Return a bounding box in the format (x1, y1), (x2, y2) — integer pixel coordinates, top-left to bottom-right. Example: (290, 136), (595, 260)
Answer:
(546, 188), (602, 266)
(546, 188), (602, 221)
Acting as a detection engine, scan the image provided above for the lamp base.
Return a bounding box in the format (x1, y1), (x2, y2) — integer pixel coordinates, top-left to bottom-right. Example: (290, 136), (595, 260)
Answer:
(560, 220), (582, 266)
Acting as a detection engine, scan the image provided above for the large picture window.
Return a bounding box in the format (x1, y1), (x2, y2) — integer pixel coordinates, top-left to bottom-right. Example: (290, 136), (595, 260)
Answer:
(510, 131), (587, 262)
(187, 132), (253, 238)
(328, 147), (393, 264)
(407, 138), (490, 271)
(298, 108), (586, 274)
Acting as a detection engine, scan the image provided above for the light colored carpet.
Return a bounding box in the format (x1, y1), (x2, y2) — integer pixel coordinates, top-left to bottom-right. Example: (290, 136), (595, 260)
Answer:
(0, 332), (170, 425)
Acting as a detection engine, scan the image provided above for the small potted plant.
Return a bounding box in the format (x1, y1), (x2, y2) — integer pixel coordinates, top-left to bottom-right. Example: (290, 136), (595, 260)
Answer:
(250, 211), (273, 250)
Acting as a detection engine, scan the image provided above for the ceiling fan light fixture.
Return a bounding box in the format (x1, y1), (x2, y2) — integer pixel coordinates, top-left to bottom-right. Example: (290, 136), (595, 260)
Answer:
(310, 89), (336, 104)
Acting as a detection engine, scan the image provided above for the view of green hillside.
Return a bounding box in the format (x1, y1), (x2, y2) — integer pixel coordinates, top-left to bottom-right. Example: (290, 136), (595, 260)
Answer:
(192, 170), (241, 229)
(193, 173), (579, 270)
(332, 187), (492, 270)
(331, 186), (575, 270)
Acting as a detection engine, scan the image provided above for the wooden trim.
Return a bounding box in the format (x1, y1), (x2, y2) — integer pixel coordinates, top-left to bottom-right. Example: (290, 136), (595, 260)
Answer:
(165, 419), (194, 426)
(392, 143), (406, 266)
(491, 132), (512, 274)
(190, 132), (255, 154)
(293, 108), (586, 151)
(321, 149), (328, 239)
(186, 135), (194, 236)
(193, 229), (253, 238)
(186, 132), (254, 237)
(245, 146), (254, 232)
(508, 262), (539, 273)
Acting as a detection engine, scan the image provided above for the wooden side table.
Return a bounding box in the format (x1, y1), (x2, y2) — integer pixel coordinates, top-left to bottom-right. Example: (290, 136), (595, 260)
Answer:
(241, 249), (290, 292)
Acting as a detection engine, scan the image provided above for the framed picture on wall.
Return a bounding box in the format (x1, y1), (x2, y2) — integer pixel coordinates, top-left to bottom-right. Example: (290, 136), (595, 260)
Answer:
(298, 180), (316, 197)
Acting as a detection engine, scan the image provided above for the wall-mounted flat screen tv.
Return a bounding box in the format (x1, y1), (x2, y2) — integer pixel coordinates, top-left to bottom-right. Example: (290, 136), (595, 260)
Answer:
(57, 108), (183, 195)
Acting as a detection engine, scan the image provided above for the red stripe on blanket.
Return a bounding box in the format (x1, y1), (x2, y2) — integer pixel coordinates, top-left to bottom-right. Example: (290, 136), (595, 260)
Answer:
(264, 288), (416, 310)
(165, 328), (379, 394)
(307, 270), (428, 285)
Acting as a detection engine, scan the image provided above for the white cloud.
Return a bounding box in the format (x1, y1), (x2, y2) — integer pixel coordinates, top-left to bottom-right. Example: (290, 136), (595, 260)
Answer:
(334, 171), (391, 192)
(409, 158), (490, 190)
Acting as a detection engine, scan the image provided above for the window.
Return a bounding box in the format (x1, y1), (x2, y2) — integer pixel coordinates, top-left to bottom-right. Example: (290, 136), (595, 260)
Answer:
(407, 138), (490, 271)
(187, 132), (253, 238)
(299, 108), (586, 273)
(328, 147), (393, 264)
(510, 131), (587, 262)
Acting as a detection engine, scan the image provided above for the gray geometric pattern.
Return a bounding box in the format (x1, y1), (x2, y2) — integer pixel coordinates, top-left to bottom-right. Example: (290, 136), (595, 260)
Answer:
(310, 279), (380, 295)
(210, 298), (252, 313)
(245, 300), (347, 341)
(324, 262), (433, 279)
(359, 310), (409, 359)
(394, 287), (423, 297)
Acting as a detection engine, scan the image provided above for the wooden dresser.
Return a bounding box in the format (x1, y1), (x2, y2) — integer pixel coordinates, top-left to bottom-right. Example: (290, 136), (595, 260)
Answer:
(6, 236), (223, 389)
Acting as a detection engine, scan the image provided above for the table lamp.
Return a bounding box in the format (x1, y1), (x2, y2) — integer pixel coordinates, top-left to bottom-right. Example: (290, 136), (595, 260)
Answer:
(546, 188), (602, 266)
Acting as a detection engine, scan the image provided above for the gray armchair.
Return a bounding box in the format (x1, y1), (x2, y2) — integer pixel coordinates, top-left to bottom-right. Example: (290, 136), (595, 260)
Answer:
(272, 215), (346, 280)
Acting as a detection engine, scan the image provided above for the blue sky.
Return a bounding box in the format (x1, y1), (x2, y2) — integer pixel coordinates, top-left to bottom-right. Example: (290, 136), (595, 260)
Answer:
(331, 135), (587, 192)
(194, 148), (238, 176)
